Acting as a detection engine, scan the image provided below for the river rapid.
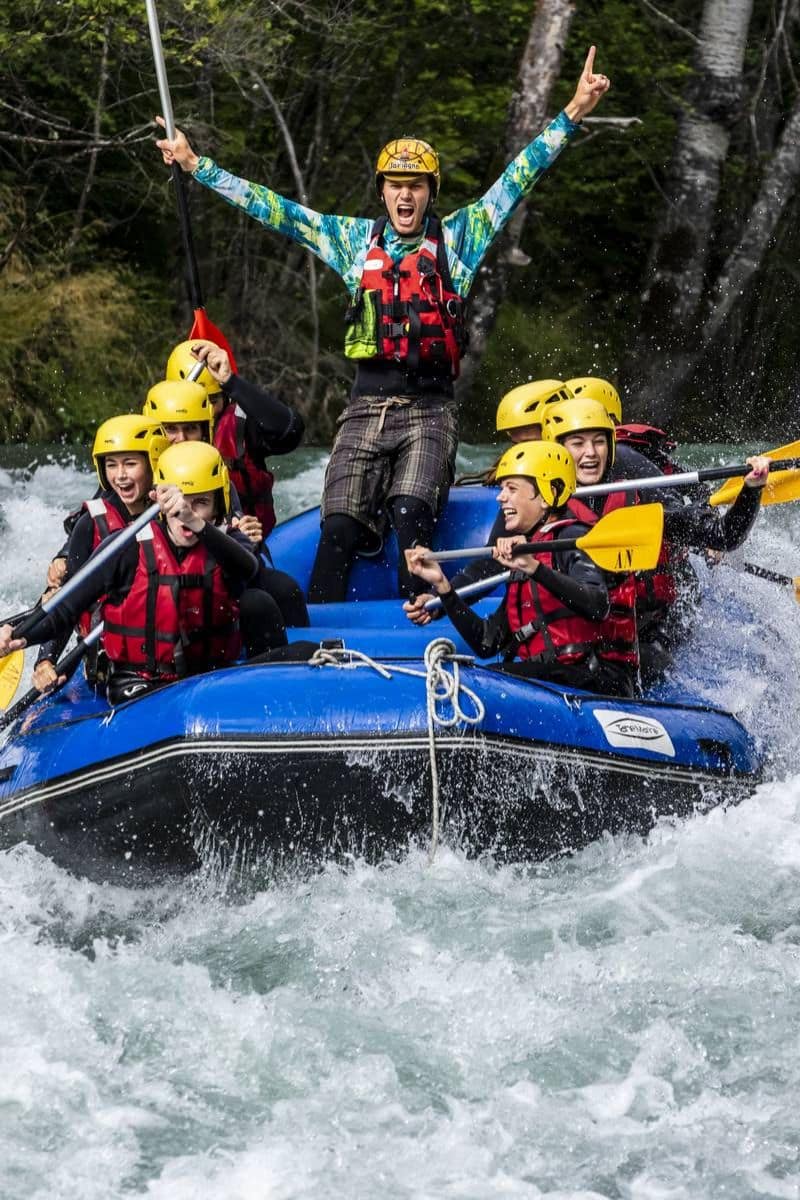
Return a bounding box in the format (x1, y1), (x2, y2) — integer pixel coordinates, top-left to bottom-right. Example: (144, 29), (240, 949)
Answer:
(0, 445), (799, 1200)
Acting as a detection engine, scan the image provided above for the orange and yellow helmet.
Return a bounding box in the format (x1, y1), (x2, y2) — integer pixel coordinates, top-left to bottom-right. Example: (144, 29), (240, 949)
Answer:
(375, 138), (440, 198)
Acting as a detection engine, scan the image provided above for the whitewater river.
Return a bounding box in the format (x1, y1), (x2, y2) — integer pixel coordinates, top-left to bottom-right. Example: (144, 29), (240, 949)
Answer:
(0, 444), (799, 1199)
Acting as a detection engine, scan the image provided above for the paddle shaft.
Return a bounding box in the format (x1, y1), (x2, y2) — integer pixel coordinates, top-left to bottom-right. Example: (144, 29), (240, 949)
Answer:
(575, 457), (800, 500)
(423, 536), (579, 613)
(0, 624), (103, 733)
(423, 571), (510, 613)
(741, 561), (797, 587)
(12, 502), (160, 640)
(435, 535), (590, 563)
(0, 606), (37, 630)
(145, 0), (204, 311)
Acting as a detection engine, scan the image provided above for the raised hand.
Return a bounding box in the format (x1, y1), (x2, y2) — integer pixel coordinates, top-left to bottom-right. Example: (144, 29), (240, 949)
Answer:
(565, 46), (611, 122)
(154, 116), (200, 172)
(190, 338), (232, 385)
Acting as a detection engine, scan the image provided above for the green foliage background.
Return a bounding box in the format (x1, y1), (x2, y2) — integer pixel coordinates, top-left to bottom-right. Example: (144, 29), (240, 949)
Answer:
(1, 0), (798, 443)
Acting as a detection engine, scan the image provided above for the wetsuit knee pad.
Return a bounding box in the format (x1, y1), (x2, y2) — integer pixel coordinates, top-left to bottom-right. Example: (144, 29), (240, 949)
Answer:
(308, 514), (365, 604)
(389, 495), (436, 599)
(389, 495), (435, 549)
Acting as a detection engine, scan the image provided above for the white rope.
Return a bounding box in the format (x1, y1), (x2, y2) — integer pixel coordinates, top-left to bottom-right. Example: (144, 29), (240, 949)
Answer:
(309, 637), (485, 860)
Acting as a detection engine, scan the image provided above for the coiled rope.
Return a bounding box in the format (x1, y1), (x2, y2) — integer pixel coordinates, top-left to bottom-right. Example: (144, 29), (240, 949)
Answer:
(309, 637), (485, 859)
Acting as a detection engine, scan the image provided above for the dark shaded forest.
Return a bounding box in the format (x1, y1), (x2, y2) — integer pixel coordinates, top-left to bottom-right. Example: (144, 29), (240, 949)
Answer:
(1, 0), (799, 443)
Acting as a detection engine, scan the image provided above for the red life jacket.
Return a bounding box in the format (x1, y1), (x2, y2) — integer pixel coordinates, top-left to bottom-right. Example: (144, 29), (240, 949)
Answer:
(565, 494), (639, 667)
(505, 519), (608, 665)
(347, 214), (467, 382)
(102, 521), (241, 681)
(77, 497), (129, 640)
(213, 402), (276, 537)
(569, 484), (682, 620)
(615, 423), (680, 474)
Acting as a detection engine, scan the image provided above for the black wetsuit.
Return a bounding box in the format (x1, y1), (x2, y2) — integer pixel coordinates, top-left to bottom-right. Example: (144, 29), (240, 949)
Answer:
(219, 372), (305, 464)
(217, 374), (309, 627)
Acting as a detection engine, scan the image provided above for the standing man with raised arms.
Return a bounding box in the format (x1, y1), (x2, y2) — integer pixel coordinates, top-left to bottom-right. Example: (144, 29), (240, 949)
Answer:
(156, 48), (611, 602)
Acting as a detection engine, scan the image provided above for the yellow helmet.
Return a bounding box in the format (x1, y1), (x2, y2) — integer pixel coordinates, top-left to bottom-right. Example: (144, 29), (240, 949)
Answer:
(494, 440), (576, 507)
(543, 398), (616, 467)
(143, 380), (214, 440)
(564, 377), (622, 425)
(375, 137), (440, 198)
(495, 380), (574, 434)
(155, 440), (231, 517)
(165, 340), (221, 398)
(92, 415), (168, 491)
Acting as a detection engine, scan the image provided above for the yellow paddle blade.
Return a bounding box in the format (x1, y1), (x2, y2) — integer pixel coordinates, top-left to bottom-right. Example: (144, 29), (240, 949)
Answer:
(575, 503), (664, 573)
(710, 439), (800, 507)
(0, 650), (25, 710)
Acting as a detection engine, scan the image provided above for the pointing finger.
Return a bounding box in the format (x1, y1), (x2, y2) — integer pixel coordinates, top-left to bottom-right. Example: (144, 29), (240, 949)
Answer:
(583, 45), (596, 78)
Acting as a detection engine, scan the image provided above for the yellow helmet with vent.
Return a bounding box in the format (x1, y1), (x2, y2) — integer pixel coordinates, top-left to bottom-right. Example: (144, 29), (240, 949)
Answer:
(495, 380), (574, 434)
(143, 380), (214, 441)
(543, 398), (616, 467)
(375, 138), (440, 198)
(165, 340), (222, 399)
(494, 440), (577, 507)
(92, 415), (168, 490)
(155, 440), (231, 517)
(564, 377), (622, 425)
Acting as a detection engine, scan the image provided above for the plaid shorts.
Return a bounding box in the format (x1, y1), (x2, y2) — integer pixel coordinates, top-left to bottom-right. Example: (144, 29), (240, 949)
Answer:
(320, 395), (459, 538)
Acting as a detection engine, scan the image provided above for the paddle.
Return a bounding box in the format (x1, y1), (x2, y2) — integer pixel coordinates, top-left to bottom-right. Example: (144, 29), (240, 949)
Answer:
(422, 505), (664, 614)
(708, 440), (800, 507)
(430, 504), (664, 572)
(0, 625), (103, 734)
(146, 0), (238, 367)
(0, 650), (25, 711)
(7, 501), (160, 643)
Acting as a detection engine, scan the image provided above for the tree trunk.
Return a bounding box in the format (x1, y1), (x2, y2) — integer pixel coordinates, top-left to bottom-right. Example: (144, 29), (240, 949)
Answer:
(705, 85), (800, 341)
(629, 0), (755, 420)
(455, 0), (575, 405)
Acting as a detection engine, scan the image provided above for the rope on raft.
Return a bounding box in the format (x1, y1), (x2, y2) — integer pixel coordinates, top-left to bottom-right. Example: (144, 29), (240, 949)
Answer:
(308, 637), (485, 861)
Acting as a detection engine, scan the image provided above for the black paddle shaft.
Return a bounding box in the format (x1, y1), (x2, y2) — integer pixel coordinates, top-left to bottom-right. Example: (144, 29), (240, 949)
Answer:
(742, 561), (796, 587)
(172, 161), (204, 312)
(700, 456), (800, 482)
(513, 538), (578, 555)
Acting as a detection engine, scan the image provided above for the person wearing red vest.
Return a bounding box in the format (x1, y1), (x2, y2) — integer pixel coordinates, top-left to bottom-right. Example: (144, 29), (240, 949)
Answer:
(33, 415), (169, 694)
(156, 49), (611, 604)
(406, 441), (639, 698)
(5, 443), (288, 705)
(163, 339), (305, 541)
(145, 366), (309, 631)
(543, 397), (770, 683)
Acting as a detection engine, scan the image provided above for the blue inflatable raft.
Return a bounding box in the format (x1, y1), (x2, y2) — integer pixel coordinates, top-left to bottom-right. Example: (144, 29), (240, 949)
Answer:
(0, 487), (763, 881)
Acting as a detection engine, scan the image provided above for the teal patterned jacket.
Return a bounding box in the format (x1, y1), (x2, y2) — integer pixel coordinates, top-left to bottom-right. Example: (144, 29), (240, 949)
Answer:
(192, 111), (578, 299)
